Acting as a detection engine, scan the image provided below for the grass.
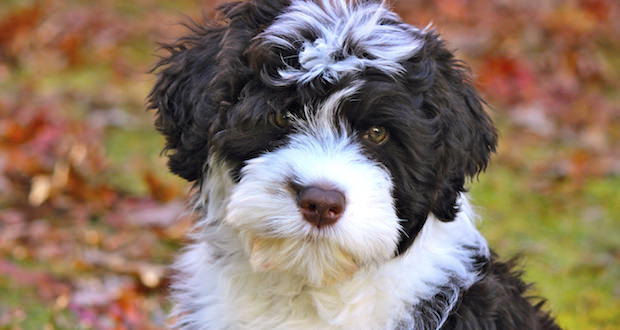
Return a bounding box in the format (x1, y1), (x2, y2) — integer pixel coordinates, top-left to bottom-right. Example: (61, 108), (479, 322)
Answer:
(104, 126), (176, 196)
(472, 166), (620, 329)
(0, 276), (77, 329)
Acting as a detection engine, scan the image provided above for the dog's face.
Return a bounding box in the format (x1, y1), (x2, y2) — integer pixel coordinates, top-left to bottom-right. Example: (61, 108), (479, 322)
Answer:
(150, 0), (496, 286)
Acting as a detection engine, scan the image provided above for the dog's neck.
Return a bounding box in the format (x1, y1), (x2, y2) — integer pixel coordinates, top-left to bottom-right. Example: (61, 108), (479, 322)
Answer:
(172, 165), (489, 329)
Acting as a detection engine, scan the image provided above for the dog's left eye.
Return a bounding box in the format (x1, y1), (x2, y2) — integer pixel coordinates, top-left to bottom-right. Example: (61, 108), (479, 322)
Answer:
(270, 111), (293, 128)
(363, 126), (389, 145)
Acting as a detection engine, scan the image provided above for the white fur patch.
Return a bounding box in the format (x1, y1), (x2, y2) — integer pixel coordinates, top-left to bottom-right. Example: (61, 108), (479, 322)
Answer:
(258, 0), (423, 85)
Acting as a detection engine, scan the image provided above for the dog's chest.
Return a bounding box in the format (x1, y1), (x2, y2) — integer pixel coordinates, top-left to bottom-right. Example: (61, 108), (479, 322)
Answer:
(210, 256), (410, 329)
(179, 243), (416, 330)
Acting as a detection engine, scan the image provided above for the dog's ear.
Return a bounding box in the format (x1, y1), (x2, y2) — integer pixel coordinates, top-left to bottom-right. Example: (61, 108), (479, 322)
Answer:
(148, 22), (223, 182)
(408, 32), (498, 221)
(148, 1), (289, 181)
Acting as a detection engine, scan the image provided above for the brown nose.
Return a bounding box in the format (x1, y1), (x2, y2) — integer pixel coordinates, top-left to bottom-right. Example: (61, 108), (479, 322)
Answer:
(297, 186), (346, 228)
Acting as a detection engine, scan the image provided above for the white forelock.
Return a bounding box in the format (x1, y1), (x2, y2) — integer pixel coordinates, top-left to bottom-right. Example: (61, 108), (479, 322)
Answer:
(258, 0), (424, 86)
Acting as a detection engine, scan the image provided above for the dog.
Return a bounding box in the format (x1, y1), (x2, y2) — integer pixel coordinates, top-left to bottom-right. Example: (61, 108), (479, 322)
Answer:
(148, 0), (560, 329)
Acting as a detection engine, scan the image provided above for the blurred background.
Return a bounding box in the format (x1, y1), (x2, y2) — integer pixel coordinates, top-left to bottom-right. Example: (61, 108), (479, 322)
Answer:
(0, 0), (618, 328)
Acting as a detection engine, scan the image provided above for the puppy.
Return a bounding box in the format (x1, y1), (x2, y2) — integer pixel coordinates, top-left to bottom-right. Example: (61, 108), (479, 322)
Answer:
(149, 1), (560, 329)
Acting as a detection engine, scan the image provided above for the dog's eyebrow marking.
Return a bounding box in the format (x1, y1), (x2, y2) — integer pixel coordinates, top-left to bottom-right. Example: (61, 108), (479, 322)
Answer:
(258, 0), (424, 86)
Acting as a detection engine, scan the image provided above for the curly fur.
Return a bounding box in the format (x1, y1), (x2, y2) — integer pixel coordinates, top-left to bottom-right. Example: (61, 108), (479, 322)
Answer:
(148, 1), (560, 329)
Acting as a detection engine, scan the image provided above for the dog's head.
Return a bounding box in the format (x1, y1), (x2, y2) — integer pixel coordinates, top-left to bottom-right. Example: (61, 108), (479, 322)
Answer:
(149, 0), (496, 286)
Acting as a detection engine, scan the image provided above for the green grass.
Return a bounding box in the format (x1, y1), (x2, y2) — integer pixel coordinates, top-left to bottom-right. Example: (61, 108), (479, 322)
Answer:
(0, 276), (76, 329)
(104, 126), (174, 195)
(472, 167), (620, 329)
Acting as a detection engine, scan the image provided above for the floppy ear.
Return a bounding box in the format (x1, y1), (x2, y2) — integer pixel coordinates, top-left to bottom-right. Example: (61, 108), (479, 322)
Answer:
(148, 22), (224, 182)
(148, 0), (289, 181)
(412, 32), (498, 221)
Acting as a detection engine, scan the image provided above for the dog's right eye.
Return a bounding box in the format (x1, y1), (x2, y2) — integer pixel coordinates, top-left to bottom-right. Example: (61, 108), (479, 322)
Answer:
(363, 126), (389, 145)
(270, 111), (293, 128)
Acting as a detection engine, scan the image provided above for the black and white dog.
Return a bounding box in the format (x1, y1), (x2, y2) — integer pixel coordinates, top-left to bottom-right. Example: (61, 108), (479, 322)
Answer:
(149, 0), (560, 329)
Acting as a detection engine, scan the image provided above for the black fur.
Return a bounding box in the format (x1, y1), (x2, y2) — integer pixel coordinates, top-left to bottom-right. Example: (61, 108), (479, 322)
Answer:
(148, 1), (558, 328)
(148, 0), (291, 181)
(441, 255), (560, 330)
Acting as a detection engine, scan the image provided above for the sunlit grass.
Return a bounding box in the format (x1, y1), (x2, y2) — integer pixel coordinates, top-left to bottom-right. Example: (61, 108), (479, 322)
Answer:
(104, 127), (179, 196)
(472, 166), (620, 329)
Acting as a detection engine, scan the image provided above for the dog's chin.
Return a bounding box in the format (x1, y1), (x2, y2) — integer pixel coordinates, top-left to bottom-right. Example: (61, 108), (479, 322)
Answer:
(242, 232), (360, 287)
